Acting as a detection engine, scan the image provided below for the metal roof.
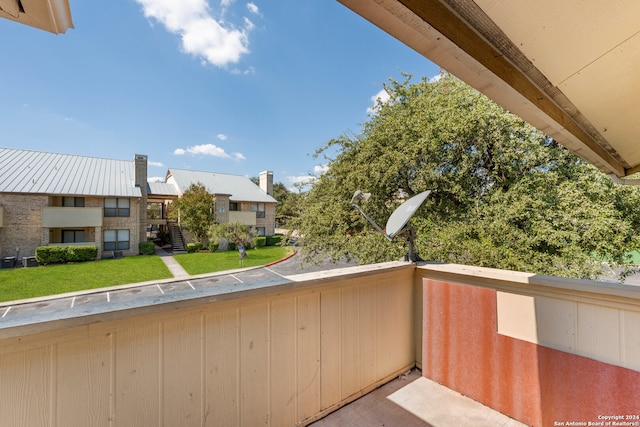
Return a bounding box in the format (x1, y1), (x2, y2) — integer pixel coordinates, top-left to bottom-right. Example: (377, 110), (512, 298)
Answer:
(166, 168), (277, 203)
(0, 148), (142, 198)
(148, 181), (179, 197)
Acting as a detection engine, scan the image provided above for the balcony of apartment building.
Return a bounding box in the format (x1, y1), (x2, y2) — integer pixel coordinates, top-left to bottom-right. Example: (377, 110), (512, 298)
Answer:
(228, 201), (266, 227)
(41, 196), (100, 227)
(0, 258), (637, 426)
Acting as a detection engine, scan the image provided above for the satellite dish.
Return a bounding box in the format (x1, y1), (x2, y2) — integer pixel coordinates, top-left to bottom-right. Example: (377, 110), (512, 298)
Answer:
(385, 190), (431, 238)
(350, 189), (431, 262)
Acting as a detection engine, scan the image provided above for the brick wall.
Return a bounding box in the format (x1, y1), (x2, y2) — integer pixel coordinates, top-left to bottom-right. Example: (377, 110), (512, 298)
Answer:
(0, 193), (48, 258)
(0, 194), (141, 261)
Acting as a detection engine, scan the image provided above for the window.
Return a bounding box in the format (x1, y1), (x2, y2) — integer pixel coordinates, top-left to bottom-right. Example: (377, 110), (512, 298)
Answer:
(104, 198), (130, 217)
(251, 202), (265, 218)
(229, 202), (238, 211)
(104, 229), (130, 251)
(256, 227), (265, 236)
(62, 230), (85, 243)
(62, 197), (85, 207)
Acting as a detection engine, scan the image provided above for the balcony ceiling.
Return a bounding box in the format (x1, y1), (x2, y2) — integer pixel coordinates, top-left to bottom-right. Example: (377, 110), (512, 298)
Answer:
(0, 0), (73, 34)
(339, 0), (640, 178)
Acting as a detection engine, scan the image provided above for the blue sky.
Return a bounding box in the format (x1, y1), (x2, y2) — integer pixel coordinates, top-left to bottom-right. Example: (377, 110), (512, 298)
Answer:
(0, 0), (439, 189)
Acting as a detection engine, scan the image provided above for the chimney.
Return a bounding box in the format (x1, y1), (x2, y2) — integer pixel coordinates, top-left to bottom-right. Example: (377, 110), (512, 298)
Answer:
(259, 170), (273, 196)
(134, 154), (148, 245)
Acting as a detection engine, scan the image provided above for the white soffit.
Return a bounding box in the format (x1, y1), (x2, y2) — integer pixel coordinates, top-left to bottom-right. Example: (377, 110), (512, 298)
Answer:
(338, 0), (640, 177)
(476, 0), (640, 172)
(0, 0), (73, 34)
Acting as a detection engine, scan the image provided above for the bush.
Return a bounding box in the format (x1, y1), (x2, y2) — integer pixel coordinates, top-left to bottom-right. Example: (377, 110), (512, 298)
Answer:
(266, 235), (283, 246)
(186, 242), (203, 253)
(139, 241), (155, 255)
(228, 242), (236, 251)
(35, 245), (98, 264)
(253, 236), (267, 248)
(206, 241), (219, 252)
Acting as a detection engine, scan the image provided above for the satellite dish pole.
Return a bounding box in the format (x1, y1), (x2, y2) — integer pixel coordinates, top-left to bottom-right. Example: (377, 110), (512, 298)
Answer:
(350, 190), (431, 262)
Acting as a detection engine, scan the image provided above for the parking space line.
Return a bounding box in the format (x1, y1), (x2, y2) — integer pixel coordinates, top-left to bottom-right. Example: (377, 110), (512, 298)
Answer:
(107, 292), (111, 302)
(71, 296), (76, 309)
(157, 284), (165, 294)
(2, 307), (11, 318)
(230, 274), (243, 283)
(187, 281), (195, 290)
(264, 267), (287, 279)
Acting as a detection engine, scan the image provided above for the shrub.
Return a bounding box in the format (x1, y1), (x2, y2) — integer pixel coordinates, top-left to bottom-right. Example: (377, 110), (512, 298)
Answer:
(228, 242), (236, 251)
(253, 236), (267, 248)
(206, 241), (219, 252)
(266, 235), (282, 246)
(35, 245), (98, 264)
(139, 241), (155, 255)
(186, 242), (202, 253)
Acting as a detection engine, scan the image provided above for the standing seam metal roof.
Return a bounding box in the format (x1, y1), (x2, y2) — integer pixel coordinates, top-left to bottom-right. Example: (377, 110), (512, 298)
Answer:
(0, 148), (142, 197)
(166, 168), (277, 203)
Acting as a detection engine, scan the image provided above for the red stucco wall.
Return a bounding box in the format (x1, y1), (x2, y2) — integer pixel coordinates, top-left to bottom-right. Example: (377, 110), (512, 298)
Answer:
(422, 279), (640, 427)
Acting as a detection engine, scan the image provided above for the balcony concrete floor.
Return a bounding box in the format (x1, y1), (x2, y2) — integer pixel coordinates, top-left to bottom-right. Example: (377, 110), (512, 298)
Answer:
(311, 369), (528, 427)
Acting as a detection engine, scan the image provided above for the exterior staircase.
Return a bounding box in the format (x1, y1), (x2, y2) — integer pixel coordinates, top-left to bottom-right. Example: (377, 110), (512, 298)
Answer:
(169, 224), (187, 254)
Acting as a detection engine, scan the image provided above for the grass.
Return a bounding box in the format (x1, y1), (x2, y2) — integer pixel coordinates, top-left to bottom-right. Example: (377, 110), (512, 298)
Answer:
(174, 246), (293, 275)
(0, 246), (294, 303)
(0, 256), (173, 303)
(627, 250), (640, 265)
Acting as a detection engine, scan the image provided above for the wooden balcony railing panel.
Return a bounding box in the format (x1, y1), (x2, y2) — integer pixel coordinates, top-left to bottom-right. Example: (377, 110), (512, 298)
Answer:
(0, 264), (416, 427)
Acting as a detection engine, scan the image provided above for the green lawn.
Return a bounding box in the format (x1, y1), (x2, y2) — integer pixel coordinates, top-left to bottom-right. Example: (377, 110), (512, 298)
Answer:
(0, 246), (294, 303)
(174, 246), (293, 275)
(628, 250), (640, 265)
(0, 256), (172, 303)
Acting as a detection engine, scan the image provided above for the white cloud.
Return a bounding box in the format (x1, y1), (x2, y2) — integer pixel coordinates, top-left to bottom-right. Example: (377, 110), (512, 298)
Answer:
(313, 164), (329, 174)
(247, 3), (261, 16)
(148, 160), (164, 167)
(367, 88), (390, 115)
(287, 174), (315, 187)
(216, 133), (227, 140)
(135, 0), (256, 67)
(173, 143), (246, 160)
(286, 165), (328, 190)
(147, 176), (165, 182)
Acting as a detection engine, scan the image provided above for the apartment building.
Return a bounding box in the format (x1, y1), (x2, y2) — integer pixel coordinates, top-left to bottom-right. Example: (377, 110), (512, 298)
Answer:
(0, 148), (277, 262)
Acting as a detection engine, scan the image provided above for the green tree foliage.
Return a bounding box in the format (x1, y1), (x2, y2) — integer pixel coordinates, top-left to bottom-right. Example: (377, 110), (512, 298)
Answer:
(273, 182), (303, 226)
(170, 182), (215, 245)
(210, 222), (256, 249)
(294, 73), (640, 279)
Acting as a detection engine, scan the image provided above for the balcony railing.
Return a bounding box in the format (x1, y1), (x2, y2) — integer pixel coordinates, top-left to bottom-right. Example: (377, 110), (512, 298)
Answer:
(229, 210), (256, 226)
(41, 206), (102, 228)
(0, 261), (637, 426)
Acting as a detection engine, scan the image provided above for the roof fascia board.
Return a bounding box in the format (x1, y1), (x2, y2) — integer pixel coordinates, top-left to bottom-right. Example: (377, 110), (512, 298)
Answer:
(0, 0), (73, 34)
(338, 0), (627, 177)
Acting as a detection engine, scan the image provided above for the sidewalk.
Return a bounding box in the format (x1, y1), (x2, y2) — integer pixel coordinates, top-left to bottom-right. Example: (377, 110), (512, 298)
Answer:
(154, 245), (190, 279)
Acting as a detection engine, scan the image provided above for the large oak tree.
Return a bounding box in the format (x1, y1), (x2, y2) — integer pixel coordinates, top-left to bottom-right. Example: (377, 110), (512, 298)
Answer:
(294, 73), (640, 279)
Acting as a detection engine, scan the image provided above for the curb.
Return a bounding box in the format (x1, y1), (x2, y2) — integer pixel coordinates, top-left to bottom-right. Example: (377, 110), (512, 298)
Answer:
(264, 247), (297, 267)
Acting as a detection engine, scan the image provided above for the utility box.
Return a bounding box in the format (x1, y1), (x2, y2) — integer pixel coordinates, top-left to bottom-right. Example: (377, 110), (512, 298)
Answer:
(1, 257), (15, 268)
(22, 256), (38, 268)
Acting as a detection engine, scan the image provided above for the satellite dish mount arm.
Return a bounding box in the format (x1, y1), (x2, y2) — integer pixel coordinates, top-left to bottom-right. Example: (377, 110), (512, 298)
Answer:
(350, 200), (393, 242)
